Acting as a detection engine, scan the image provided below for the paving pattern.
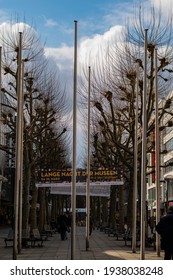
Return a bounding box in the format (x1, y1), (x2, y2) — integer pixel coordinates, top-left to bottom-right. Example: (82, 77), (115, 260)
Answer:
(0, 225), (163, 260)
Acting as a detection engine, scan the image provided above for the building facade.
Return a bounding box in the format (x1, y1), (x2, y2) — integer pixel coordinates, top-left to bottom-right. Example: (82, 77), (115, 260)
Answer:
(147, 92), (173, 217)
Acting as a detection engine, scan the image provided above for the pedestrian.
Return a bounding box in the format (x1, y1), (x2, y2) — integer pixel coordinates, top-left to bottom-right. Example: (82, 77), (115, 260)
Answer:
(149, 216), (155, 234)
(156, 205), (173, 260)
(89, 216), (93, 236)
(57, 214), (68, 240)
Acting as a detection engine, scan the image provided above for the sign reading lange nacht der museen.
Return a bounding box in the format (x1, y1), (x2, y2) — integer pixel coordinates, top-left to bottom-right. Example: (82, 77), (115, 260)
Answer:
(36, 168), (121, 184)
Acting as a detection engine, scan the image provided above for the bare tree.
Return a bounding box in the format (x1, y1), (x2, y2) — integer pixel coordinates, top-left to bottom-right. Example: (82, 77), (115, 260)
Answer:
(0, 21), (70, 233)
(79, 3), (173, 228)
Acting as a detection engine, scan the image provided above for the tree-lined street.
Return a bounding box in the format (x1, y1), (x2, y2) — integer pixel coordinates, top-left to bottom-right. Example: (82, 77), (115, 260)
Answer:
(1, 1), (173, 261)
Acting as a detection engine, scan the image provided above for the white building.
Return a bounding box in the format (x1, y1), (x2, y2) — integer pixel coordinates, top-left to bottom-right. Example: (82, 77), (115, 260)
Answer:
(147, 91), (173, 215)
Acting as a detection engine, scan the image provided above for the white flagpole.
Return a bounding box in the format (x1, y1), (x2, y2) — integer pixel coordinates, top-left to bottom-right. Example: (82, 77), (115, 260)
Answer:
(155, 48), (161, 256)
(13, 32), (22, 260)
(71, 20), (78, 260)
(18, 60), (24, 253)
(132, 61), (139, 253)
(140, 29), (148, 260)
(86, 66), (91, 250)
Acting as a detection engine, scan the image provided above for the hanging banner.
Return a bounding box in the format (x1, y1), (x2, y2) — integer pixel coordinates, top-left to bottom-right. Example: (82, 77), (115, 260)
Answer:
(35, 168), (123, 197)
(36, 181), (123, 197)
(50, 184), (111, 197)
(36, 181), (123, 188)
(36, 168), (122, 184)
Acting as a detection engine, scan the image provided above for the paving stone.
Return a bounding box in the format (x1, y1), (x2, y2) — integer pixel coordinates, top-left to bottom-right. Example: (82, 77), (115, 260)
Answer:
(0, 226), (163, 260)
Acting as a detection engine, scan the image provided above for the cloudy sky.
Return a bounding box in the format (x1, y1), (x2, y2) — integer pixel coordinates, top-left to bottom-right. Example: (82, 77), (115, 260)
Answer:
(0, 0), (138, 47)
(0, 0), (172, 164)
(1, 0), (171, 70)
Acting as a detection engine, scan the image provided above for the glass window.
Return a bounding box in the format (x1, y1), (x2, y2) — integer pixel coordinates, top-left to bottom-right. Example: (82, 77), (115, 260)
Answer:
(166, 138), (173, 152)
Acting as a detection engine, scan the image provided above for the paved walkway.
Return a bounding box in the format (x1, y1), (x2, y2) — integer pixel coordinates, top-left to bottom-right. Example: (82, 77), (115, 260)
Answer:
(0, 225), (163, 260)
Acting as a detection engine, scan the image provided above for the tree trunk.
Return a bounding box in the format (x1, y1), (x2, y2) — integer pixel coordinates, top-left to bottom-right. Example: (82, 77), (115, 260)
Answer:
(38, 188), (46, 231)
(119, 185), (125, 231)
(22, 166), (31, 231)
(109, 186), (116, 229)
(126, 173), (134, 229)
(30, 171), (38, 231)
(101, 197), (109, 224)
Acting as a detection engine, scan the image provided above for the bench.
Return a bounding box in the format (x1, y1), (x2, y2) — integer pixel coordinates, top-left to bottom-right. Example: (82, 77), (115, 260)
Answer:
(106, 228), (119, 237)
(4, 229), (13, 247)
(4, 229), (33, 247)
(100, 223), (108, 232)
(42, 224), (55, 237)
(124, 231), (133, 246)
(114, 230), (125, 240)
(104, 227), (111, 234)
(22, 229), (35, 247)
(146, 236), (155, 248)
(123, 228), (154, 248)
(103, 226), (125, 240)
(30, 228), (48, 247)
(123, 229), (140, 246)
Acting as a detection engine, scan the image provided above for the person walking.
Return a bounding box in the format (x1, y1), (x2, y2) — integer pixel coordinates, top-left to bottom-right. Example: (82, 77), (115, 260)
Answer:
(57, 214), (68, 240)
(89, 217), (93, 236)
(156, 205), (173, 260)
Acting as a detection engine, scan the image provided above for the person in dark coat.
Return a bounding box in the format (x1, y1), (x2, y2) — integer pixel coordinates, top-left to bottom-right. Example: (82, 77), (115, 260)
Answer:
(156, 205), (173, 260)
(57, 214), (68, 240)
(89, 217), (93, 236)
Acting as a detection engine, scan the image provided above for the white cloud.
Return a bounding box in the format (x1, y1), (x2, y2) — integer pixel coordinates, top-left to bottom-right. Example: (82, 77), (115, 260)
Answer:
(0, 21), (36, 35)
(42, 15), (74, 36)
(44, 24), (126, 163)
(44, 45), (74, 116)
(45, 19), (58, 27)
(44, 24), (125, 95)
(44, 24), (126, 94)
(150, 0), (173, 14)
(79, 25), (125, 67)
(45, 44), (74, 71)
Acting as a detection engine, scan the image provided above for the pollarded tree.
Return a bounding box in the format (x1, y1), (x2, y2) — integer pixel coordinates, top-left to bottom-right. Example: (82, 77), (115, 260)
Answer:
(0, 20), (69, 232)
(79, 3), (173, 228)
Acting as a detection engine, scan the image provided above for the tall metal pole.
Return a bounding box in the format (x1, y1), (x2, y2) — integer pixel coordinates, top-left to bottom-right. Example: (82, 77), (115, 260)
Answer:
(0, 46), (2, 145)
(0, 46), (2, 187)
(18, 60), (24, 253)
(0, 47), (2, 212)
(140, 29), (148, 260)
(86, 66), (91, 250)
(155, 48), (160, 256)
(0, 46), (1, 110)
(132, 62), (139, 253)
(71, 20), (77, 260)
(13, 32), (22, 260)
